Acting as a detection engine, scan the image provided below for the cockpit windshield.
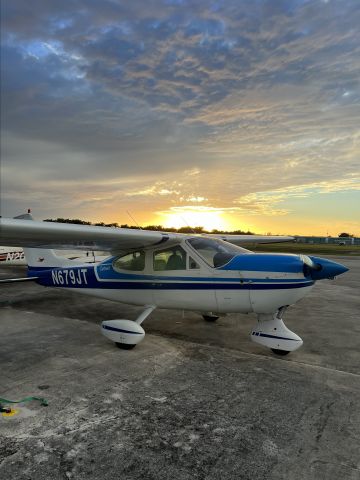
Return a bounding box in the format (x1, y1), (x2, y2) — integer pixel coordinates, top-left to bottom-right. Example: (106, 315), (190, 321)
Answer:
(187, 238), (251, 268)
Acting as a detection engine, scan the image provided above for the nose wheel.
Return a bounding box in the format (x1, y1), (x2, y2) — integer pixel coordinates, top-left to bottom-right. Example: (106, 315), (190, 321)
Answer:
(271, 348), (291, 356)
(251, 309), (303, 355)
(116, 342), (136, 350)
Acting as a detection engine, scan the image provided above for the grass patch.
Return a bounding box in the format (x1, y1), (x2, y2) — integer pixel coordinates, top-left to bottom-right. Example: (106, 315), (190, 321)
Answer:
(246, 242), (360, 256)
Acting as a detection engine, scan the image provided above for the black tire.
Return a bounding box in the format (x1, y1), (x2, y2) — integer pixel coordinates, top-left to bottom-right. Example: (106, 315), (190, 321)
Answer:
(271, 348), (290, 356)
(202, 315), (219, 322)
(116, 342), (136, 350)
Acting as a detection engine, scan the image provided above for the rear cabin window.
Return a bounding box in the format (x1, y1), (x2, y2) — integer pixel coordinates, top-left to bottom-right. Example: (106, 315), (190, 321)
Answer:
(154, 246), (187, 271)
(113, 251), (145, 271)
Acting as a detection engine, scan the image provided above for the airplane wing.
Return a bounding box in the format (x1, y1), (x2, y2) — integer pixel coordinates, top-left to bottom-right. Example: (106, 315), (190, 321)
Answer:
(0, 217), (293, 253)
(0, 218), (171, 253)
(208, 234), (294, 245)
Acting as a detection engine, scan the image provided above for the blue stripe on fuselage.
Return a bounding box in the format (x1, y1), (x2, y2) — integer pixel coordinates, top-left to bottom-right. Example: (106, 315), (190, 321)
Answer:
(28, 265), (313, 290)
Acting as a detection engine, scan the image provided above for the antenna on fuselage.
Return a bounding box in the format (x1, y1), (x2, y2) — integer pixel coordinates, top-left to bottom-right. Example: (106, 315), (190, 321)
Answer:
(126, 211), (142, 230)
(180, 216), (197, 235)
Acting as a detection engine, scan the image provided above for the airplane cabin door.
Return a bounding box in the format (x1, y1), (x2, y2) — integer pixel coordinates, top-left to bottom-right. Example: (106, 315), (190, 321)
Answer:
(214, 270), (252, 314)
(151, 246), (218, 311)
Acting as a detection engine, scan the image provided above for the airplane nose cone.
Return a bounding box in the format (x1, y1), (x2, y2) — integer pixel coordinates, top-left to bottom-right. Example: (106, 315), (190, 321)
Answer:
(308, 256), (349, 280)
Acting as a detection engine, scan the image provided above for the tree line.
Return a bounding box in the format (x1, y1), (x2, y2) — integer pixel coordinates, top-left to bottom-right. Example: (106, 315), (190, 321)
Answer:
(43, 218), (254, 235)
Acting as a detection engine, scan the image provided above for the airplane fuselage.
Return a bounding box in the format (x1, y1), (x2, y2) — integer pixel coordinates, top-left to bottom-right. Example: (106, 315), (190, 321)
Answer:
(28, 250), (315, 315)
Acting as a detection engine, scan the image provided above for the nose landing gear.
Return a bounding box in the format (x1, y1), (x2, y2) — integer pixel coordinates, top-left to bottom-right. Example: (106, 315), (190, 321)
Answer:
(250, 307), (303, 355)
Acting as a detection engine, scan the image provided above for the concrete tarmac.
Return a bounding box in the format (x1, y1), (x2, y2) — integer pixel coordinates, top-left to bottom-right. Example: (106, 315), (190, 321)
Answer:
(0, 257), (359, 480)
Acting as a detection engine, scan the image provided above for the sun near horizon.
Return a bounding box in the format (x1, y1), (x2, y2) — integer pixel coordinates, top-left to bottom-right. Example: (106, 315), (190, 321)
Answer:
(91, 199), (359, 237)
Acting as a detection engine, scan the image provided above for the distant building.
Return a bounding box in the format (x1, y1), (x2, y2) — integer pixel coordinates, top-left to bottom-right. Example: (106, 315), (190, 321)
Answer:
(294, 236), (360, 245)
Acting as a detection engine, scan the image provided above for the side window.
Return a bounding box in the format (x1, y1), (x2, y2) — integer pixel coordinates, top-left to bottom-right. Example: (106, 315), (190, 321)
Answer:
(154, 246), (187, 271)
(113, 251), (145, 272)
(189, 256), (200, 269)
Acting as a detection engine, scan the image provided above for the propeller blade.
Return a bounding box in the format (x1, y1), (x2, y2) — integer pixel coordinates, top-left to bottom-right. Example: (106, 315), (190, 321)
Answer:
(299, 254), (322, 271)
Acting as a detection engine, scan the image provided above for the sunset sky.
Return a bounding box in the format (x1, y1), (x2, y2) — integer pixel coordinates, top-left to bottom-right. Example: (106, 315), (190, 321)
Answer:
(1, 0), (359, 236)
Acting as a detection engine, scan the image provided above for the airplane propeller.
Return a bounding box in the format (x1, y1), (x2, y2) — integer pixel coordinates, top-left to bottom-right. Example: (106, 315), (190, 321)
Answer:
(300, 254), (348, 280)
(300, 254), (322, 273)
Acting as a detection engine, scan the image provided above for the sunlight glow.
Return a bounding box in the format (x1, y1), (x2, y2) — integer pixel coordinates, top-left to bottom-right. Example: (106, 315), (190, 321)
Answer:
(159, 207), (231, 231)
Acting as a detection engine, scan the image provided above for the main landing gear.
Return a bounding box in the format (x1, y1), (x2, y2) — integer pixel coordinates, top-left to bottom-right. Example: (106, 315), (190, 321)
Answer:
(250, 307), (303, 355)
(101, 305), (156, 350)
(101, 306), (302, 355)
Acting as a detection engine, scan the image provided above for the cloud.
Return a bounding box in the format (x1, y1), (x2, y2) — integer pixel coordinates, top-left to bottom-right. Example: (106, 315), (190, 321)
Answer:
(124, 181), (181, 197)
(1, 0), (359, 227)
(233, 176), (360, 216)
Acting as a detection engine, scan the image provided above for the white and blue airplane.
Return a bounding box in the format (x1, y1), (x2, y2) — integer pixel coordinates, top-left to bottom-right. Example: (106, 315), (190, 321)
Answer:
(0, 213), (348, 355)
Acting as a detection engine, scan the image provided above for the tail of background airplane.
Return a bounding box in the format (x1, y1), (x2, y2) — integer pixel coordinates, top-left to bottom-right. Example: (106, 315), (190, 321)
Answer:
(13, 210), (34, 221)
(14, 211), (80, 269)
(23, 247), (76, 268)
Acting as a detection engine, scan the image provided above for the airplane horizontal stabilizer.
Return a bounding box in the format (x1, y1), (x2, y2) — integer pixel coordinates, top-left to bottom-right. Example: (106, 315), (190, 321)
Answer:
(0, 276), (39, 283)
